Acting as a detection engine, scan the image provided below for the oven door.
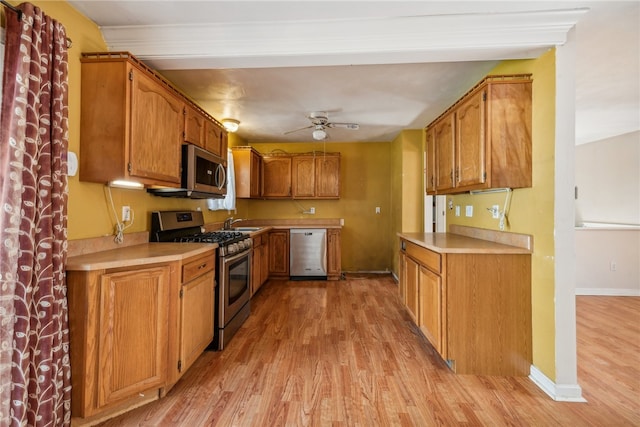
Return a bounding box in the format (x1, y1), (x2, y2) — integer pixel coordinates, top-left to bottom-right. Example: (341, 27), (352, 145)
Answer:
(219, 249), (251, 327)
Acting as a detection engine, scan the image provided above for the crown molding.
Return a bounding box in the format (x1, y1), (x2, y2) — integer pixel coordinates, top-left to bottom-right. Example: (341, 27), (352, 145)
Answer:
(100, 8), (588, 70)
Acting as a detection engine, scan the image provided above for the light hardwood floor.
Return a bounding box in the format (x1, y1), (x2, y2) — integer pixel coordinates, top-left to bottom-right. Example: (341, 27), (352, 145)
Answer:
(97, 276), (640, 426)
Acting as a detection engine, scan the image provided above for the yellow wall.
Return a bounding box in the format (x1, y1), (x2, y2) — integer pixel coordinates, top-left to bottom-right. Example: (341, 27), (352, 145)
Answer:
(23, 1), (249, 241)
(446, 49), (557, 379)
(390, 130), (424, 274)
(248, 141), (393, 272)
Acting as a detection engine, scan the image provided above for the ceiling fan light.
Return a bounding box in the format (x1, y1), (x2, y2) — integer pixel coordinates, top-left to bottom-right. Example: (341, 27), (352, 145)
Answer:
(312, 129), (327, 140)
(222, 118), (240, 133)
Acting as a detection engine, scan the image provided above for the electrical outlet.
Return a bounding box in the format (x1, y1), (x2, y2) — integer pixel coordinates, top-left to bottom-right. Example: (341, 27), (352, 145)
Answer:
(455, 206), (460, 217)
(309, 207), (315, 214)
(465, 205), (473, 217)
(610, 261), (617, 271)
(492, 205), (500, 219)
(375, 207), (381, 214)
(122, 206), (131, 222)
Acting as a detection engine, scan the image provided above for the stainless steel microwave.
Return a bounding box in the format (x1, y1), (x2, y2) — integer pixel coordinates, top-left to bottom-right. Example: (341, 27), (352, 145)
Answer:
(147, 144), (227, 199)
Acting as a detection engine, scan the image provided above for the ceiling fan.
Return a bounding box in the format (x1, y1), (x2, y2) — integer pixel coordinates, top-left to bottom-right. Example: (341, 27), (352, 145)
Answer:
(284, 111), (359, 140)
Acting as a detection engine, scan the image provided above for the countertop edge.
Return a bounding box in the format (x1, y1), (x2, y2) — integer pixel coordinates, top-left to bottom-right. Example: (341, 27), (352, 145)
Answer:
(398, 231), (532, 254)
(67, 243), (217, 271)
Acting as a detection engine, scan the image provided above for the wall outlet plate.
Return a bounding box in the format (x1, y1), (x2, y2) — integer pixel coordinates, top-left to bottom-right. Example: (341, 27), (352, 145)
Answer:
(492, 205), (500, 219)
(465, 205), (473, 217)
(122, 206), (131, 222)
(455, 206), (460, 217)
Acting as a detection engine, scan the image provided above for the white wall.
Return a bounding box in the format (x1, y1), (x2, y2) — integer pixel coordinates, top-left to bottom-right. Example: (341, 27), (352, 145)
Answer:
(575, 131), (640, 225)
(575, 228), (640, 295)
(574, 131), (640, 296)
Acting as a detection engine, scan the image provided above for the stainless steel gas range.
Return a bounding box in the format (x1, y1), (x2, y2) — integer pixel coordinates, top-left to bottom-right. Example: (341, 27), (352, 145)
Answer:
(150, 210), (252, 350)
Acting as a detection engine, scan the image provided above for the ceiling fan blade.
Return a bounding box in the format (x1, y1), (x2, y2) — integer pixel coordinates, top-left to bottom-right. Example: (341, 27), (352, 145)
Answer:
(328, 122), (359, 130)
(283, 124), (313, 135)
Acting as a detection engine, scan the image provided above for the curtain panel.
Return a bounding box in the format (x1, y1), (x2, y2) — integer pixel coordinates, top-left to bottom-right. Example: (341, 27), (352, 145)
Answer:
(0, 3), (71, 426)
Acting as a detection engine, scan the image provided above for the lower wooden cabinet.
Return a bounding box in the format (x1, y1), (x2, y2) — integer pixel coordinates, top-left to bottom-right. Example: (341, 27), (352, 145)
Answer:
(176, 252), (216, 381)
(399, 239), (531, 376)
(268, 229), (290, 278)
(326, 228), (342, 280)
(250, 233), (269, 295)
(68, 263), (174, 418)
(418, 266), (444, 355)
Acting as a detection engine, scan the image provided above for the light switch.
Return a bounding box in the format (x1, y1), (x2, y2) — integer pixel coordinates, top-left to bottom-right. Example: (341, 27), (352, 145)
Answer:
(455, 206), (460, 217)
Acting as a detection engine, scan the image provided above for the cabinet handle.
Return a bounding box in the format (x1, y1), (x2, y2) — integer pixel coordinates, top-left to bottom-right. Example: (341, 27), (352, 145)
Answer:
(455, 167), (459, 183)
(198, 263), (207, 269)
(450, 170), (454, 184)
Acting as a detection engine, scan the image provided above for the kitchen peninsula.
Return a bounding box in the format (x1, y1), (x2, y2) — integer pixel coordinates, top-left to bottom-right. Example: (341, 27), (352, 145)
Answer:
(398, 225), (532, 376)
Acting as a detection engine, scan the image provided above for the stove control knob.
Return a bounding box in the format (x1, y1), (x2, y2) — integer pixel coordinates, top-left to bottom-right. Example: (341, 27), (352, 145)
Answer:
(238, 241), (245, 250)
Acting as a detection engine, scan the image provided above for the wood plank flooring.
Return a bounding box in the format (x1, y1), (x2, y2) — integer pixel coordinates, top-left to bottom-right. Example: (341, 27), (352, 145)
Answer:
(97, 276), (640, 426)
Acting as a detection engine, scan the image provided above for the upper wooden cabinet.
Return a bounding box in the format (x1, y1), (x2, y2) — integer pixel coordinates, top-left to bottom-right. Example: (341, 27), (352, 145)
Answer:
(426, 75), (532, 194)
(232, 147), (262, 198)
(262, 155), (292, 198)
(184, 104), (206, 148)
(257, 152), (340, 199)
(80, 52), (227, 187)
(204, 120), (228, 159)
(80, 56), (183, 187)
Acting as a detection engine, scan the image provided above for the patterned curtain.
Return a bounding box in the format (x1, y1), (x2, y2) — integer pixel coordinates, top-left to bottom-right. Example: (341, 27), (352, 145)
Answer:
(0, 3), (71, 426)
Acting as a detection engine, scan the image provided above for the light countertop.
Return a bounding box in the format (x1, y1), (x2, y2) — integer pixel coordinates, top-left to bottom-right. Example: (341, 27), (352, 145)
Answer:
(67, 243), (216, 271)
(399, 227), (532, 255)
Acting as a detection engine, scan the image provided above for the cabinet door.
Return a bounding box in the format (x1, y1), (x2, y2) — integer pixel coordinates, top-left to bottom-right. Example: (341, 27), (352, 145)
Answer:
(97, 266), (169, 408)
(260, 239), (270, 285)
(251, 241), (263, 295)
(262, 156), (292, 198)
(418, 266), (444, 356)
(404, 257), (419, 324)
(315, 155), (340, 198)
(129, 68), (182, 184)
(399, 251), (407, 302)
(184, 105), (206, 148)
(327, 228), (341, 279)
(433, 115), (455, 192)
(180, 270), (215, 373)
(292, 156), (315, 197)
(249, 150), (262, 197)
(204, 120), (226, 158)
(455, 89), (486, 189)
(425, 128), (436, 195)
(268, 230), (290, 277)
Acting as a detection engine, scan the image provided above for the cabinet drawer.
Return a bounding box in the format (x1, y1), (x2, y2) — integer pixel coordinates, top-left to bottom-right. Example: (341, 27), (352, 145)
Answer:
(182, 252), (215, 283)
(406, 242), (441, 274)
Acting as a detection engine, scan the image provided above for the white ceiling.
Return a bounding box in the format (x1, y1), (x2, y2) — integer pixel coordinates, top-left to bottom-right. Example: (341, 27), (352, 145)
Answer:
(68, 1), (639, 145)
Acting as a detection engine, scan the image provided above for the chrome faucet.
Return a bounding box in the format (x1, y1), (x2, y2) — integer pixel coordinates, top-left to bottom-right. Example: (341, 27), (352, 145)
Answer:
(223, 216), (245, 230)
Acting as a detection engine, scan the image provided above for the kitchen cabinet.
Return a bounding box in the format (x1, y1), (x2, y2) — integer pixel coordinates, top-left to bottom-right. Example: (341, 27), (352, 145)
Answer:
(326, 228), (342, 280)
(426, 75), (532, 194)
(172, 252), (216, 385)
(80, 54), (183, 187)
(184, 104), (206, 148)
(204, 119), (228, 159)
(292, 154), (341, 199)
(398, 235), (531, 376)
(262, 155), (292, 198)
(314, 154), (341, 198)
(425, 127), (436, 195)
(292, 156), (316, 197)
(232, 147), (262, 198)
(250, 233), (269, 295)
(67, 263), (173, 418)
(268, 229), (290, 278)
(254, 152), (341, 199)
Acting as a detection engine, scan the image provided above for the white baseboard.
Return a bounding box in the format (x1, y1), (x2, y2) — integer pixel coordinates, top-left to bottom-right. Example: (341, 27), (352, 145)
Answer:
(529, 365), (586, 402)
(575, 288), (640, 296)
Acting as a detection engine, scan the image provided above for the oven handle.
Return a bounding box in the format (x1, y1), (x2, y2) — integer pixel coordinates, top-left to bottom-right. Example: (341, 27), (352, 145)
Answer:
(221, 248), (251, 265)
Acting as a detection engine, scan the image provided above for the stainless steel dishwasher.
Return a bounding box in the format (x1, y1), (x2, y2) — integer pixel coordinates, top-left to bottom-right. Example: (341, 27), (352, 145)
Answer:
(290, 229), (327, 280)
